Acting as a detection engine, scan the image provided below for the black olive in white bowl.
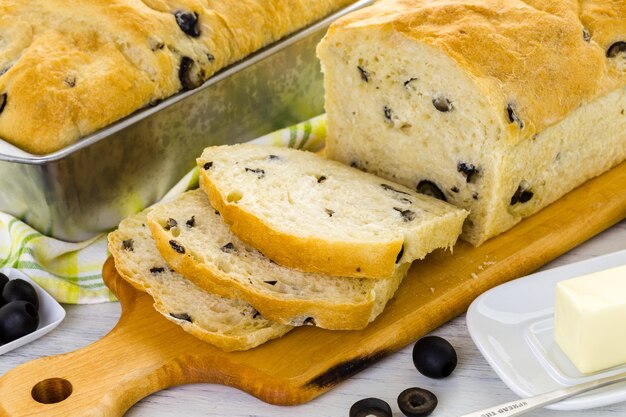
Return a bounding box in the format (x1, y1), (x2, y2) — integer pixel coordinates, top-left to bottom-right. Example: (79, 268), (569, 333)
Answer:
(0, 268), (65, 354)
(2, 278), (39, 309)
(0, 300), (39, 344)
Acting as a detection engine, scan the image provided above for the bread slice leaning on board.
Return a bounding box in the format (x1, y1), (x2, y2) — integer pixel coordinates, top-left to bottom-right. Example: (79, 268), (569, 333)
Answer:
(147, 189), (410, 330)
(317, 0), (626, 246)
(196, 144), (468, 279)
(108, 211), (292, 352)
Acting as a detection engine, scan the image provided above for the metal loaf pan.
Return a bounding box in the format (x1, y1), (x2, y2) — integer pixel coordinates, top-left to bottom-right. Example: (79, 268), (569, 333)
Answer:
(0, 1), (373, 241)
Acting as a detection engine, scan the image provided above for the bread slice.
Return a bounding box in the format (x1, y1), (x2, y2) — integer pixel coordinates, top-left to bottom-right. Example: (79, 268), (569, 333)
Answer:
(147, 189), (409, 330)
(196, 144), (468, 279)
(108, 211), (292, 352)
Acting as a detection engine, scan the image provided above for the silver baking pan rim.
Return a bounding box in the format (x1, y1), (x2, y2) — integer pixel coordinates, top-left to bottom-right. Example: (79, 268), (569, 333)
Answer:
(0, 0), (373, 165)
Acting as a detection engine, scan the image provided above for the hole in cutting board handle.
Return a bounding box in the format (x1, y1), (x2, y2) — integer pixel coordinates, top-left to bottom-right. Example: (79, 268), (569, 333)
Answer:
(31, 378), (73, 404)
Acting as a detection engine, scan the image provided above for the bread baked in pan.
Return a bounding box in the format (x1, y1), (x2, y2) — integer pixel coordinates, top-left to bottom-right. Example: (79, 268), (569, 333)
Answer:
(0, 0), (353, 154)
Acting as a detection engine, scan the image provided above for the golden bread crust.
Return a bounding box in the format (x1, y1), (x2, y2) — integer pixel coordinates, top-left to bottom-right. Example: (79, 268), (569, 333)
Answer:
(0, 0), (353, 154)
(328, 0), (626, 145)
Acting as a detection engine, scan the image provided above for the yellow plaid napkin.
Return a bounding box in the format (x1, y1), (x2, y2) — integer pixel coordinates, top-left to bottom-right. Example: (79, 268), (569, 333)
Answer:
(0, 115), (327, 304)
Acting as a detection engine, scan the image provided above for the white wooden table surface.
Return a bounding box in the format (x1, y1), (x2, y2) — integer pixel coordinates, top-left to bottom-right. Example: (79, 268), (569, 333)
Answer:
(1, 220), (625, 417)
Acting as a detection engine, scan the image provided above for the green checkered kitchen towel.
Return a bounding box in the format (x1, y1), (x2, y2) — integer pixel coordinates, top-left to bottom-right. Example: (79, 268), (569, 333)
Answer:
(0, 115), (328, 304)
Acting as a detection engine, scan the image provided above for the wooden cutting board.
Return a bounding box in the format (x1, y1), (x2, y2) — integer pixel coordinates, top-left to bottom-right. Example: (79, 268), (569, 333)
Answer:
(1, 161), (626, 417)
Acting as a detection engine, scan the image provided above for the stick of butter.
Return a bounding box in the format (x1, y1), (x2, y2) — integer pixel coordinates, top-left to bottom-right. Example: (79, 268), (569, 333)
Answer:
(554, 264), (626, 374)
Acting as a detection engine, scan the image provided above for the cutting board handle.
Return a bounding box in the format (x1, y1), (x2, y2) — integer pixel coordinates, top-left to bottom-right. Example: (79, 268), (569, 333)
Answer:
(0, 261), (216, 417)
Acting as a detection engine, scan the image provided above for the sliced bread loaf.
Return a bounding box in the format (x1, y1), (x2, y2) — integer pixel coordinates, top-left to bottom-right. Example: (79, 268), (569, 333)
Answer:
(316, 0), (626, 245)
(108, 211), (292, 352)
(147, 189), (409, 330)
(196, 144), (468, 279)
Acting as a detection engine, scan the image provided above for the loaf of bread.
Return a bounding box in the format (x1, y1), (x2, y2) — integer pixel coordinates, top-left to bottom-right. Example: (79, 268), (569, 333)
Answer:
(197, 144), (467, 279)
(108, 211), (292, 352)
(318, 0), (626, 245)
(147, 189), (409, 330)
(0, 0), (353, 154)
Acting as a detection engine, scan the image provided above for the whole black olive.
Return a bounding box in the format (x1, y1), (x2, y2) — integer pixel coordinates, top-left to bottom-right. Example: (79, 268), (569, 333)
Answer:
(412, 335), (458, 379)
(397, 387), (438, 417)
(0, 301), (39, 344)
(349, 397), (392, 417)
(2, 279), (39, 310)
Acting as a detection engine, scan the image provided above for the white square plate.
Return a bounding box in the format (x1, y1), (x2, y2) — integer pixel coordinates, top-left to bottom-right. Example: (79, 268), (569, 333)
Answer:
(467, 249), (626, 410)
(0, 268), (66, 355)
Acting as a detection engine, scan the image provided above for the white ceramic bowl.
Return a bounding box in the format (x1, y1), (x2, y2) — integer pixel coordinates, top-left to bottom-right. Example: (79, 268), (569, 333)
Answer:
(0, 268), (66, 355)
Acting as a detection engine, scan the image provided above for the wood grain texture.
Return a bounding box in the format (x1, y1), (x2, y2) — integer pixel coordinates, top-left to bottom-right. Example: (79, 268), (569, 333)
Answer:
(0, 161), (625, 417)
